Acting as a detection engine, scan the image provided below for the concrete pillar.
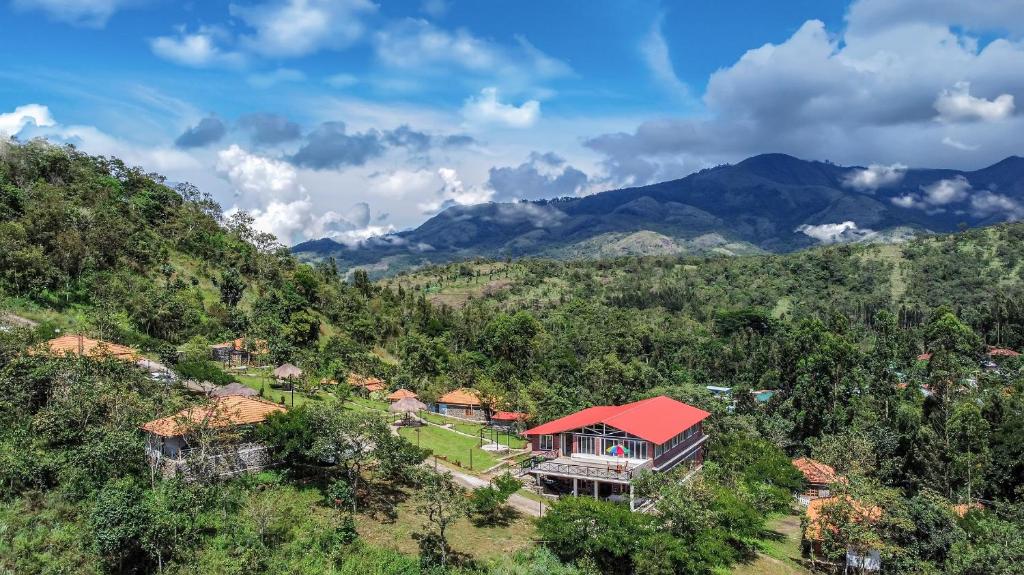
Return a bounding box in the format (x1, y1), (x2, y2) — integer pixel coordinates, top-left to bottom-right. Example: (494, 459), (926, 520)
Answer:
(593, 480), (599, 499)
(629, 482), (635, 511)
(573, 477), (578, 496)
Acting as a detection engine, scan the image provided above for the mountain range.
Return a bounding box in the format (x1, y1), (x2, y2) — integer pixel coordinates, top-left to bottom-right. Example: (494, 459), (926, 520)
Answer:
(293, 153), (1024, 274)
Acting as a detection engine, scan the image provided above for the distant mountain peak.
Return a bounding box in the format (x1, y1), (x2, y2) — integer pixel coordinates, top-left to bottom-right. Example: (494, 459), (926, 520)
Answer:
(293, 153), (1024, 275)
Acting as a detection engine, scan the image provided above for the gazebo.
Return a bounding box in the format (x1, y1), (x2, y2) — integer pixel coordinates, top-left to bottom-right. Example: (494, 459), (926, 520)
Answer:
(389, 397), (427, 424)
(273, 363), (303, 380)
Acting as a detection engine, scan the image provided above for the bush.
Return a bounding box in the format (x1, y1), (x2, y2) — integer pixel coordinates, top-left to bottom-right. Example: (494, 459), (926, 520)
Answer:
(174, 359), (235, 385)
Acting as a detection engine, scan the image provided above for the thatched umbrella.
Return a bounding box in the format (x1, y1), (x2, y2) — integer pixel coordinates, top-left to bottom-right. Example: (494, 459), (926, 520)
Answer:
(389, 397), (427, 414)
(389, 397), (427, 423)
(273, 363), (303, 380)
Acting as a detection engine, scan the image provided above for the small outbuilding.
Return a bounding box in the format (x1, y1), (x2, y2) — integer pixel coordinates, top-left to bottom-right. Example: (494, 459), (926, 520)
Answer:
(142, 395), (286, 479)
(433, 388), (487, 421)
(386, 388), (418, 403)
(793, 457), (843, 504)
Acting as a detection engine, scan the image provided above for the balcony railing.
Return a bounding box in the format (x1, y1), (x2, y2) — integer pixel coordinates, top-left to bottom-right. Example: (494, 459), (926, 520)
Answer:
(527, 456), (652, 482)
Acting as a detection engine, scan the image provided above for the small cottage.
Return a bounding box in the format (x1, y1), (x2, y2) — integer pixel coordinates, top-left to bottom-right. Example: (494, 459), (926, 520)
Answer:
(386, 388), (418, 403)
(209, 337), (269, 366)
(489, 411), (525, 429)
(433, 388), (487, 421)
(803, 496), (882, 572)
(793, 457), (843, 504)
(142, 395), (286, 479)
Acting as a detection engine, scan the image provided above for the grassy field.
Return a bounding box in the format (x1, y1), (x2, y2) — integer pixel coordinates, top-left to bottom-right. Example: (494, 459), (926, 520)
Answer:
(420, 412), (528, 449)
(399, 424), (500, 472)
(354, 484), (536, 561)
(234, 372), (334, 408)
(727, 513), (809, 575)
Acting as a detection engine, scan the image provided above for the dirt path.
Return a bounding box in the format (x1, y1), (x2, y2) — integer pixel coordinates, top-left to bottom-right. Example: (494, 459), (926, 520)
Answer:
(389, 421), (548, 518)
(426, 456), (548, 517)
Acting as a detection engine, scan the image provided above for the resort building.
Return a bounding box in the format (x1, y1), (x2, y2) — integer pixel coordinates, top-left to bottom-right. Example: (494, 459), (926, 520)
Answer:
(348, 372), (386, 394)
(793, 457), (843, 505)
(209, 337), (268, 366)
(522, 395), (709, 510)
(142, 395), (286, 479)
(386, 388), (418, 403)
(432, 388), (488, 421)
(803, 496), (882, 572)
(42, 333), (140, 361)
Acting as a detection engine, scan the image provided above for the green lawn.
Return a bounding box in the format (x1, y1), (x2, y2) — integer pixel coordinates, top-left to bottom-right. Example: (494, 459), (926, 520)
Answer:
(399, 425), (500, 472)
(727, 514), (809, 575)
(234, 373), (334, 408)
(348, 396), (390, 412)
(420, 412), (528, 449)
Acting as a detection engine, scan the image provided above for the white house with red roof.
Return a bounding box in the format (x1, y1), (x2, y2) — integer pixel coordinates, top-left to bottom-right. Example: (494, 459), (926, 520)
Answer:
(522, 395), (709, 510)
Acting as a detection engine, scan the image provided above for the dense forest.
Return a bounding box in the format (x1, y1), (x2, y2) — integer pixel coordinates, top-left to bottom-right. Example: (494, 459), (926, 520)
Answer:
(1, 141), (1022, 574)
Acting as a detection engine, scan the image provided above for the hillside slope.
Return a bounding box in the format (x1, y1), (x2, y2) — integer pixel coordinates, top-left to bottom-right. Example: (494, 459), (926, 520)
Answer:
(295, 153), (1024, 275)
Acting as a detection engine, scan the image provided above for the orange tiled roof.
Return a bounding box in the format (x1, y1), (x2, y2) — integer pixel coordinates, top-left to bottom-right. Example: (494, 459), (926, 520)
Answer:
(347, 372), (385, 388)
(141, 395), (286, 437)
(793, 457), (841, 485)
(387, 388), (417, 401)
(364, 382), (385, 392)
(211, 337), (269, 354)
(43, 334), (140, 361)
(437, 388), (482, 406)
(917, 352), (932, 361)
(805, 496), (882, 541)
(492, 411), (525, 421)
(987, 347), (1020, 357)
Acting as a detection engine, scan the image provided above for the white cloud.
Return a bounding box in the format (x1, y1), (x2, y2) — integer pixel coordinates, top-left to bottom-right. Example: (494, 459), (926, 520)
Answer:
(420, 0), (449, 18)
(969, 190), (1024, 219)
(796, 221), (877, 244)
(941, 136), (980, 151)
(11, 0), (135, 27)
(373, 18), (570, 89)
(922, 175), (971, 204)
(216, 145), (387, 244)
(846, 0), (1024, 36)
(217, 145), (303, 206)
(0, 104), (56, 136)
(150, 28), (244, 68)
(462, 87), (540, 128)
(891, 175), (973, 211)
(418, 167), (494, 214)
(247, 68), (306, 88)
(231, 0), (376, 59)
(640, 15), (688, 100)
(935, 81), (1015, 123)
(374, 19), (500, 72)
(325, 73), (359, 88)
(843, 163), (907, 191)
(586, 3), (1024, 185)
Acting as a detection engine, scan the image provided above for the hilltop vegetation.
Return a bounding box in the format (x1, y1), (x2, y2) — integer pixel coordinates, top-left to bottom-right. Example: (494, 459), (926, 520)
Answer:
(2, 142), (1023, 574)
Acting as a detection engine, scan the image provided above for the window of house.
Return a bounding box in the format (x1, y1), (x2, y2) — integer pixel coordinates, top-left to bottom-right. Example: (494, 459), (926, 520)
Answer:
(577, 434), (596, 455)
(539, 434), (553, 450)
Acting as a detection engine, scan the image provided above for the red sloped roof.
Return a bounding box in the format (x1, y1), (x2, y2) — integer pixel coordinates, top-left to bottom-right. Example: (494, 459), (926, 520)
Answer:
(987, 347), (1020, 357)
(917, 352), (932, 361)
(491, 411), (525, 421)
(524, 396), (710, 445)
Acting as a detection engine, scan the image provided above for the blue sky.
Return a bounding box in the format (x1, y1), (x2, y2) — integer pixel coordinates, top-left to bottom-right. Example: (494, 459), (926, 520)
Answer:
(2, 0), (1023, 245)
